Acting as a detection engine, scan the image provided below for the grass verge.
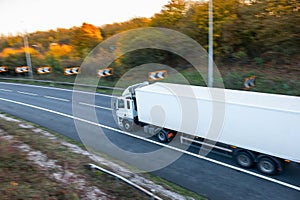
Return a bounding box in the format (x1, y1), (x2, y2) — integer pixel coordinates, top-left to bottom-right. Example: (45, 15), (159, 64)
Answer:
(0, 113), (206, 200)
(1, 63), (299, 96)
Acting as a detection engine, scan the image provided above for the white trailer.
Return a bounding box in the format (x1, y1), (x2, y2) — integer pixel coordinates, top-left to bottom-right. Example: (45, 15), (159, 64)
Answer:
(114, 82), (300, 175)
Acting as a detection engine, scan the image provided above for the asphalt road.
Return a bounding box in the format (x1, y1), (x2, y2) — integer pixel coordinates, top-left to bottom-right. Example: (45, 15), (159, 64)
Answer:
(0, 81), (300, 200)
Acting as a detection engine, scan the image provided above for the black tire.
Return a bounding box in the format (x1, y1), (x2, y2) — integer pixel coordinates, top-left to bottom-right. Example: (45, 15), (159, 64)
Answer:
(257, 157), (277, 175)
(157, 130), (167, 143)
(235, 151), (254, 168)
(123, 120), (133, 132)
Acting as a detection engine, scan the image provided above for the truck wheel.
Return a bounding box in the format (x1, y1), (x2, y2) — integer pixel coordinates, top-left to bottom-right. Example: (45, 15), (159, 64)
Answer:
(257, 157), (277, 175)
(235, 151), (254, 168)
(123, 120), (132, 132)
(157, 130), (167, 143)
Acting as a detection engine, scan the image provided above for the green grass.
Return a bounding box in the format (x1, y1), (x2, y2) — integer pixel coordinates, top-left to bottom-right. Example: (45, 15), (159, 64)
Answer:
(146, 175), (207, 200)
(2, 62), (299, 96)
(0, 113), (206, 199)
(0, 117), (151, 199)
(0, 133), (82, 199)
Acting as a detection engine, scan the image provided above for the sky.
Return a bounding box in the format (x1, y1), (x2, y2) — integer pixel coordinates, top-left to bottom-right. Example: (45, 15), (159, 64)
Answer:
(0, 0), (170, 35)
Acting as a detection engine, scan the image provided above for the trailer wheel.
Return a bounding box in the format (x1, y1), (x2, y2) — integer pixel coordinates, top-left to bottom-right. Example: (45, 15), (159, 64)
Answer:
(235, 151), (254, 168)
(157, 130), (167, 143)
(123, 120), (133, 132)
(257, 157), (277, 175)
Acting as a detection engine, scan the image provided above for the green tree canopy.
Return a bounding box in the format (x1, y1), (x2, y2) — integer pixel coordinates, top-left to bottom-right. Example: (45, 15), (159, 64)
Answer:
(151, 0), (187, 28)
(71, 23), (103, 58)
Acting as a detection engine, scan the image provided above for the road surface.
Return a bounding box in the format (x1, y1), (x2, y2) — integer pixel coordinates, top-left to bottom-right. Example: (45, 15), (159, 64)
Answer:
(0, 82), (299, 200)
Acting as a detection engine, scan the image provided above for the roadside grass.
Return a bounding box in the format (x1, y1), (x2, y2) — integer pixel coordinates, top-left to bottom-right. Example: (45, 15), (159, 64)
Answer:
(146, 176), (207, 200)
(0, 113), (206, 200)
(0, 120), (148, 199)
(0, 133), (83, 199)
(1, 63), (299, 96)
(0, 122), (149, 199)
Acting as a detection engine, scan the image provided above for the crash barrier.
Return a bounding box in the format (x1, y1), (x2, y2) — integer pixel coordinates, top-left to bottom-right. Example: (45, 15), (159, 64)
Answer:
(0, 77), (124, 91)
(86, 163), (162, 200)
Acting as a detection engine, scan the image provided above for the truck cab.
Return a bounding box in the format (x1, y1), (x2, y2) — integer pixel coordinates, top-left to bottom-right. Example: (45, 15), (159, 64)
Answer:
(114, 82), (149, 131)
(115, 97), (136, 131)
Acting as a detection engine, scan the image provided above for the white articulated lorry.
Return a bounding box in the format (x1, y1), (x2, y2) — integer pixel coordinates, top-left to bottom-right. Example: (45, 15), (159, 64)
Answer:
(114, 82), (300, 175)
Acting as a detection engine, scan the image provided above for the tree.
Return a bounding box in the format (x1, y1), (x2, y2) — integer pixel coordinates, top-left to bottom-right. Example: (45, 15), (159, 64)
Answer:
(101, 17), (150, 39)
(151, 0), (187, 28)
(71, 23), (103, 58)
(221, 0), (300, 62)
(3, 53), (26, 67)
(46, 43), (72, 59)
(7, 35), (23, 48)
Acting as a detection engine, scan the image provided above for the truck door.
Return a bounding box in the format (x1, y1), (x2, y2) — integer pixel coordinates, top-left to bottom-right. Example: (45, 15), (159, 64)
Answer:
(116, 97), (134, 120)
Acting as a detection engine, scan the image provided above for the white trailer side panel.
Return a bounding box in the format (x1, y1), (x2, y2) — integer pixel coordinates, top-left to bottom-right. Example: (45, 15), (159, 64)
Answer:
(135, 82), (300, 162)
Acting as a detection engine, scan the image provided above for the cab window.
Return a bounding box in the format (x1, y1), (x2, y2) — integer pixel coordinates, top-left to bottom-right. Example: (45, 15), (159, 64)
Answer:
(118, 99), (125, 108)
(127, 100), (131, 109)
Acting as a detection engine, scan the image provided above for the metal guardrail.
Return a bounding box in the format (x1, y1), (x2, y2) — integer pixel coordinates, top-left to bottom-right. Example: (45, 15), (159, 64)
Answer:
(0, 77), (124, 91)
(86, 163), (162, 200)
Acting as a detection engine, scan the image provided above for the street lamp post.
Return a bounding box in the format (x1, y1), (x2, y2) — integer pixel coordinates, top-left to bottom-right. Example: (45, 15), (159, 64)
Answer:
(208, 0), (213, 87)
(23, 34), (33, 79)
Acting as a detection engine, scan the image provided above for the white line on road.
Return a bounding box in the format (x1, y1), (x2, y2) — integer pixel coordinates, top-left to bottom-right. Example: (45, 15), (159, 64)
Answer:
(79, 102), (113, 111)
(0, 82), (115, 98)
(0, 96), (300, 192)
(0, 89), (12, 92)
(44, 96), (70, 102)
(17, 91), (38, 96)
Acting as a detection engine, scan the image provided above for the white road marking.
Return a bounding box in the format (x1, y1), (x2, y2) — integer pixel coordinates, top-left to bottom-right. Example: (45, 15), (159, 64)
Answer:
(0, 96), (300, 192)
(79, 102), (113, 111)
(0, 89), (12, 92)
(44, 96), (70, 102)
(0, 82), (115, 98)
(17, 91), (38, 96)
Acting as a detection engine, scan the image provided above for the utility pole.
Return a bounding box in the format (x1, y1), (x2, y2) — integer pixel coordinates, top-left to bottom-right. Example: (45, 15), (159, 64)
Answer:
(208, 0), (213, 87)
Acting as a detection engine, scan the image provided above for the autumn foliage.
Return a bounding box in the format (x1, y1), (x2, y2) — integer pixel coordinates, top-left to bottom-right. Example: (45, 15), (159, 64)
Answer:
(0, 0), (298, 76)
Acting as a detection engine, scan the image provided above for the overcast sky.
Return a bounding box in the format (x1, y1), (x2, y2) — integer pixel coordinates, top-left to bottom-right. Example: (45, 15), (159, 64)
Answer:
(0, 0), (170, 35)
